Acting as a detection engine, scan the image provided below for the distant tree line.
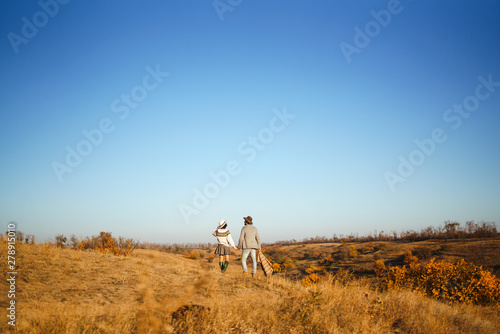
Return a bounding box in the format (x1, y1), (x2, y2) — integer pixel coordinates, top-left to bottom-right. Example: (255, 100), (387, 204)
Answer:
(269, 220), (498, 246)
(7, 220), (497, 254)
(6, 231), (137, 256)
(6, 228), (216, 256)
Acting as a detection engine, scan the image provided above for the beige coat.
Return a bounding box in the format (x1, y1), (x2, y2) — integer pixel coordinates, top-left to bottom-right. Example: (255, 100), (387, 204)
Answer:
(237, 225), (261, 250)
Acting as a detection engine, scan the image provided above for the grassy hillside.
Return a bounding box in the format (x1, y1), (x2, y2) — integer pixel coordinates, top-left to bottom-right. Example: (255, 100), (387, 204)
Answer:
(1, 239), (499, 333)
(262, 238), (500, 281)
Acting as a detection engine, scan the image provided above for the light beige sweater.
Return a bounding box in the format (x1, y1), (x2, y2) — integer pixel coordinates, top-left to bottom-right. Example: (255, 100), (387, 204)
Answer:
(238, 225), (261, 250)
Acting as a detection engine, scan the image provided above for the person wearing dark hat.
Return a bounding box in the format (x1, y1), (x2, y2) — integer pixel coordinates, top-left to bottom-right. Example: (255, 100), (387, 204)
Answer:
(212, 220), (238, 273)
(238, 216), (261, 277)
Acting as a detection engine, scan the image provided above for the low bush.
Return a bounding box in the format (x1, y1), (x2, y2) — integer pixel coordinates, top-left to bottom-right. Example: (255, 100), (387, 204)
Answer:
(77, 232), (135, 256)
(183, 251), (198, 260)
(374, 260), (387, 277)
(385, 258), (500, 306)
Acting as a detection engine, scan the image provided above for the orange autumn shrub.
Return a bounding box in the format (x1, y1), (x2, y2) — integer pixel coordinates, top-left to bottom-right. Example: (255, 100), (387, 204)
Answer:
(386, 258), (500, 306)
(319, 253), (335, 265)
(183, 251), (198, 259)
(302, 265), (323, 285)
(349, 245), (358, 258)
(302, 273), (321, 286)
(76, 232), (135, 256)
(305, 265), (323, 275)
(403, 249), (418, 266)
(374, 260), (387, 277)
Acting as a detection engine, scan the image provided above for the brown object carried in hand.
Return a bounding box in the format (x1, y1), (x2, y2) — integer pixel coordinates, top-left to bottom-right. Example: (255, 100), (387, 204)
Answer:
(258, 251), (273, 276)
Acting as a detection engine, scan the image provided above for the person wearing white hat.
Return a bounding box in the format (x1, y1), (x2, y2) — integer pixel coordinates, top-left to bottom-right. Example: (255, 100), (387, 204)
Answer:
(212, 220), (239, 272)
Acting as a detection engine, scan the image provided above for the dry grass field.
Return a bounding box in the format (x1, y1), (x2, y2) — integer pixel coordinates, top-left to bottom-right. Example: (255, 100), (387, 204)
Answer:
(264, 238), (500, 281)
(1, 237), (499, 333)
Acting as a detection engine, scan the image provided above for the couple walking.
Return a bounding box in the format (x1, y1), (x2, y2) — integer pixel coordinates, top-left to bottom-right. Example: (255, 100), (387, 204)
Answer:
(212, 216), (261, 276)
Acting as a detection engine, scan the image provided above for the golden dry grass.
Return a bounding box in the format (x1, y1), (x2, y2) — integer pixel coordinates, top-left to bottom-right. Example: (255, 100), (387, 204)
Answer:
(1, 238), (499, 333)
(269, 238), (500, 280)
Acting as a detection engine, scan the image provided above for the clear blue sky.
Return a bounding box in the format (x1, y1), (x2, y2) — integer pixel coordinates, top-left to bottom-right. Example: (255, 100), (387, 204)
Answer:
(1, 1), (499, 244)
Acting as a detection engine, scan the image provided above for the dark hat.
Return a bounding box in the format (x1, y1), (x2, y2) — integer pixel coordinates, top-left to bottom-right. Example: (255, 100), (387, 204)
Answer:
(244, 216), (253, 224)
